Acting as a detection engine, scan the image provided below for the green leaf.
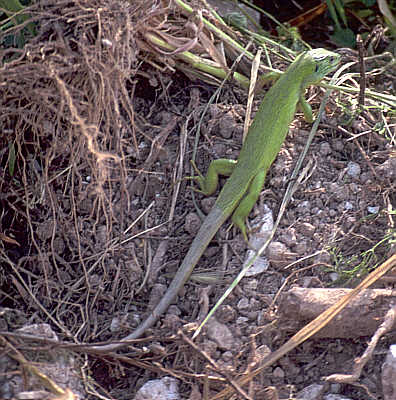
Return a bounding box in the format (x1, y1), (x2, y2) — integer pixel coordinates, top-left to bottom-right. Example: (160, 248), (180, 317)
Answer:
(360, 0), (376, 6)
(0, 0), (36, 37)
(355, 9), (374, 18)
(326, 0), (342, 30)
(224, 12), (248, 30)
(331, 27), (356, 47)
(333, 0), (349, 27)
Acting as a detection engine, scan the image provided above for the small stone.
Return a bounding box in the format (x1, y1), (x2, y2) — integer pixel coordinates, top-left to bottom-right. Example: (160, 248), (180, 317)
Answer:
(346, 161), (361, 178)
(243, 279), (258, 291)
(296, 200), (311, 214)
(201, 340), (218, 356)
(375, 157), (396, 179)
(148, 284), (167, 311)
(367, 205), (380, 214)
(244, 251), (269, 276)
(272, 367), (285, 379)
(315, 251), (331, 264)
(360, 172), (372, 184)
(256, 344), (272, 359)
(184, 212), (201, 235)
(324, 395), (353, 400)
(294, 241), (308, 254)
(267, 241), (288, 260)
(330, 383), (341, 393)
(332, 139), (345, 152)
(162, 313), (182, 334)
(222, 351), (233, 362)
(168, 305), (181, 316)
(36, 220), (53, 241)
(206, 318), (235, 350)
(279, 357), (300, 377)
(134, 377), (179, 400)
(236, 316), (249, 326)
(344, 216), (356, 229)
(12, 324), (84, 398)
(269, 176), (284, 188)
(300, 276), (315, 287)
(329, 272), (339, 282)
(280, 228), (297, 247)
(218, 111), (236, 139)
(267, 241), (296, 268)
(249, 298), (261, 311)
(217, 305), (237, 323)
(319, 141), (332, 155)
(315, 197), (324, 208)
(212, 143), (227, 156)
(349, 183), (359, 193)
(246, 311), (258, 320)
(209, 104), (221, 118)
(382, 344), (396, 400)
(313, 232), (322, 243)
(297, 222), (316, 237)
(309, 202), (319, 214)
(328, 182), (349, 201)
(296, 383), (325, 399)
(110, 316), (123, 332)
(329, 209), (337, 217)
(200, 197), (216, 214)
(237, 297), (249, 310)
(233, 124), (244, 139)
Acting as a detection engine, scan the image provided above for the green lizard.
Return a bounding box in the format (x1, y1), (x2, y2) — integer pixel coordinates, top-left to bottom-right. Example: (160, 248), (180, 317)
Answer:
(92, 48), (340, 352)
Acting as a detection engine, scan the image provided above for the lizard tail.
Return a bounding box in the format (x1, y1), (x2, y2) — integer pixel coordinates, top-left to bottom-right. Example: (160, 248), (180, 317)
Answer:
(90, 205), (229, 353)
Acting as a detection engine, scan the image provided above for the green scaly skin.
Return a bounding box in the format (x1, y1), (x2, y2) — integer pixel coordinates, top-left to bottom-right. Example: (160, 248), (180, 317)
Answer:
(91, 49), (340, 352)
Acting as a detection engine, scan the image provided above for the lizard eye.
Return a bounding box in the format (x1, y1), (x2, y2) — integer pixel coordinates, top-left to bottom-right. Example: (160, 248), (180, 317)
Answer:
(315, 64), (319, 72)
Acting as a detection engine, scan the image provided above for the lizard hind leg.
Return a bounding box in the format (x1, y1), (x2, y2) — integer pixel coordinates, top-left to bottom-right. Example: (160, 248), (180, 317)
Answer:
(231, 169), (267, 241)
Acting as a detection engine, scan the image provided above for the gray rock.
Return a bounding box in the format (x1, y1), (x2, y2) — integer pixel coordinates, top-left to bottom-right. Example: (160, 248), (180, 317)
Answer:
(134, 377), (179, 400)
(319, 141), (332, 156)
(296, 383), (324, 399)
(346, 161), (361, 178)
(206, 318), (235, 350)
(237, 297), (249, 310)
(382, 344), (396, 400)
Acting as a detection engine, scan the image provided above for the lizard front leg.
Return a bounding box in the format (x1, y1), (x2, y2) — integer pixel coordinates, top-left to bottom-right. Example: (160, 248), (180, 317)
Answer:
(299, 93), (314, 123)
(191, 159), (237, 196)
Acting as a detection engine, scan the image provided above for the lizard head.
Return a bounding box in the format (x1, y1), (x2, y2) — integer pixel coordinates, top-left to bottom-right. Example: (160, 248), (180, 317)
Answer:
(301, 48), (341, 85)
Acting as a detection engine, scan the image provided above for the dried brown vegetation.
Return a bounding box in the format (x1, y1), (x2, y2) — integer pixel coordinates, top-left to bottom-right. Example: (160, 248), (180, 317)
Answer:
(1, 0), (395, 399)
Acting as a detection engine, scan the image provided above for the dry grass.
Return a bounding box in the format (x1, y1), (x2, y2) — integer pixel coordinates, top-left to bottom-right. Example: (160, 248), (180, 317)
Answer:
(0, 0), (260, 395)
(1, 1), (395, 398)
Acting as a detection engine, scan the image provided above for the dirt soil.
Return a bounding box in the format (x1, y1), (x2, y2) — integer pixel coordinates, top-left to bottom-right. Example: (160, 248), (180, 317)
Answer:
(0, 1), (395, 399)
